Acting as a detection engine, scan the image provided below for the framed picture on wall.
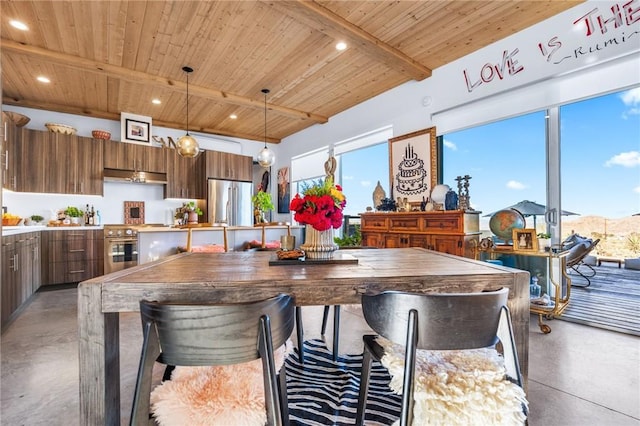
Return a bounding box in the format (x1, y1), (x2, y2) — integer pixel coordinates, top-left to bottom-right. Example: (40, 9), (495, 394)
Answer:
(124, 201), (145, 225)
(121, 112), (152, 145)
(277, 167), (291, 213)
(388, 126), (437, 204)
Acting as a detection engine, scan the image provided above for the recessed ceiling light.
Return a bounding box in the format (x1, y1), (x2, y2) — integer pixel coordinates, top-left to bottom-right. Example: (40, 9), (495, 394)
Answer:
(336, 41), (347, 51)
(229, 114), (237, 119)
(36, 76), (50, 84)
(10, 20), (28, 31)
(152, 99), (162, 105)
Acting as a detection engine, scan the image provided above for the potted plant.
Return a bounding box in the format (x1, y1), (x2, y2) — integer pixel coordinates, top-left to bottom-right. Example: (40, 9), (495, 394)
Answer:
(537, 232), (551, 249)
(179, 201), (203, 224)
(30, 214), (44, 225)
(252, 191), (274, 224)
(65, 206), (83, 224)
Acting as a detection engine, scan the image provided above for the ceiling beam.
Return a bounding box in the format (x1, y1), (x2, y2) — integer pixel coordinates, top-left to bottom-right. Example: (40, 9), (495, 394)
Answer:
(2, 96), (282, 144)
(269, 0), (432, 81)
(0, 39), (328, 124)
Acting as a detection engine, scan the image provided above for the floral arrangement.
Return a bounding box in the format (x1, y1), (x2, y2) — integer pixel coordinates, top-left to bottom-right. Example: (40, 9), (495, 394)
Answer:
(290, 177), (346, 231)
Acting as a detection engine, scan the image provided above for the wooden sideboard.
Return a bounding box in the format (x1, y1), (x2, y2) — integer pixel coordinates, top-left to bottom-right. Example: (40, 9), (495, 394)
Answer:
(360, 211), (481, 258)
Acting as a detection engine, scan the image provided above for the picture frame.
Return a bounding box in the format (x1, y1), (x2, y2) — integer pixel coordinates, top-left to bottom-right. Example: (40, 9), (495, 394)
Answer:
(121, 112), (152, 145)
(512, 228), (539, 252)
(124, 201), (145, 225)
(277, 167), (291, 214)
(388, 126), (437, 204)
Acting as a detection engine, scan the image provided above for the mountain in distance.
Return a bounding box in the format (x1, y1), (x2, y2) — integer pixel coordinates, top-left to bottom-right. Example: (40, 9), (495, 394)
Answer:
(562, 215), (640, 237)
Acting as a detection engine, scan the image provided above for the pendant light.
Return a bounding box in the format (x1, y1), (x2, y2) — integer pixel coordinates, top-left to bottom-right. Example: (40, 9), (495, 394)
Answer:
(257, 88), (275, 167)
(176, 66), (200, 158)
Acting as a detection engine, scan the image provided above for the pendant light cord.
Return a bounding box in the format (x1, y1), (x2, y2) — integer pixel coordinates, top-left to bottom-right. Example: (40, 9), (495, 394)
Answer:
(183, 66), (194, 135)
(186, 71), (189, 135)
(262, 88), (270, 149)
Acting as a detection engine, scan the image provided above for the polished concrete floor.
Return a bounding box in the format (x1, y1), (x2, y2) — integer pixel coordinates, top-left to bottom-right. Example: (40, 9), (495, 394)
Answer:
(1, 287), (638, 425)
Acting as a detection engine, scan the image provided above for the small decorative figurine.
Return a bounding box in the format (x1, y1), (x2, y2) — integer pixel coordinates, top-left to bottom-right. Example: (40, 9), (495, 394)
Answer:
(372, 181), (386, 210)
(455, 175), (472, 211)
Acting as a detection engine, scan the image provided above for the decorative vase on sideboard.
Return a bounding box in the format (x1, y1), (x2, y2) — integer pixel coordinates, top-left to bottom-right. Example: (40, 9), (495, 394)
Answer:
(300, 225), (338, 260)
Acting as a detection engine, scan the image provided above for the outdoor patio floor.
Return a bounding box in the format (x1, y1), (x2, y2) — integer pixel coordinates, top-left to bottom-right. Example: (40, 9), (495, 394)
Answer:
(560, 264), (640, 336)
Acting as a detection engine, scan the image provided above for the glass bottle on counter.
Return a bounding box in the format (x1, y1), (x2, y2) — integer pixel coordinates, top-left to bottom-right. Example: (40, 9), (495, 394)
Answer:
(89, 205), (95, 225)
(85, 204), (90, 225)
(95, 210), (101, 226)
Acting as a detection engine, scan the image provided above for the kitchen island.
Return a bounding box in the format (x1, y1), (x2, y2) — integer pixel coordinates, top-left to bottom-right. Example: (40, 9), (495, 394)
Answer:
(78, 247), (529, 424)
(136, 224), (304, 261)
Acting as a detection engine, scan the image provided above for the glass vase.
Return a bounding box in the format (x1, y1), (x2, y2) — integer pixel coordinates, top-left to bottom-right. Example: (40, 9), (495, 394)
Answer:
(301, 225), (338, 260)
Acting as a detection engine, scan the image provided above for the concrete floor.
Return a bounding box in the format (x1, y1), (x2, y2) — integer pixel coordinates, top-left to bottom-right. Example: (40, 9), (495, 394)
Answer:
(1, 287), (638, 425)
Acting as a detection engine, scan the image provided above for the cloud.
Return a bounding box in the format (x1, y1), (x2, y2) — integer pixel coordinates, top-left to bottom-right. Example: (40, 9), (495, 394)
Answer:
(604, 151), (640, 167)
(506, 180), (527, 190)
(443, 139), (457, 151)
(620, 87), (640, 105)
(634, 186), (640, 194)
(620, 88), (640, 119)
(360, 180), (371, 187)
(343, 175), (354, 180)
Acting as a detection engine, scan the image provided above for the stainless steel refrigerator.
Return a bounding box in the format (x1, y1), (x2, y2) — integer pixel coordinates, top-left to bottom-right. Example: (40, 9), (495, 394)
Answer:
(207, 178), (253, 226)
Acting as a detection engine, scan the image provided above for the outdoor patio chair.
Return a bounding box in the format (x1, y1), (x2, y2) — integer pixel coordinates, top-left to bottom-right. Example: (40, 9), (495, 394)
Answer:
(565, 237), (600, 288)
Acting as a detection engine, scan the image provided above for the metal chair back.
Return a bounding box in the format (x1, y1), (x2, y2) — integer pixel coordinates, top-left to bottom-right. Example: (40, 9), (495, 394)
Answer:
(130, 293), (294, 426)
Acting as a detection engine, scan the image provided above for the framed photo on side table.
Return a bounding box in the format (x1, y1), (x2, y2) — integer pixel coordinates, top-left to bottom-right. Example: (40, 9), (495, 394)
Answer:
(121, 112), (152, 145)
(388, 126), (437, 204)
(512, 229), (538, 252)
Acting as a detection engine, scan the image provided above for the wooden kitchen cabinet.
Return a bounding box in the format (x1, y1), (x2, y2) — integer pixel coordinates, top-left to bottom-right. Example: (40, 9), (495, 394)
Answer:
(205, 150), (253, 182)
(164, 148), (206, 199)
(360, 211), (481, 258)
(44, 229), (104, 285)
(2, 119), (19, 191)
(1, 235), (18, 326)
(1, 232), (41, 328)
(103, 140), (166, 173)
(56, 134), (104, 195)
(7, 129), (103, 195)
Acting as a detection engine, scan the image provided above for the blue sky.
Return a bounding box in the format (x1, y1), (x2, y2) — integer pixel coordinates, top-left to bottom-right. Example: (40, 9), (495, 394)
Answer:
(340, 87), (640, 221)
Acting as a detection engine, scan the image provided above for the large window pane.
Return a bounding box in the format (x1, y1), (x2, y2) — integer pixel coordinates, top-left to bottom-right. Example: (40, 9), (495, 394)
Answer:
(442, 112), (546, 233)
(339, 142), (390, 216)
(560, 88), (640, 258)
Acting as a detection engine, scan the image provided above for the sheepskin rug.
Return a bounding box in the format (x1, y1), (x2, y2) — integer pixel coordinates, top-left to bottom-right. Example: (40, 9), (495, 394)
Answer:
(377, 337), (528, 426)
(150, 340), (293, 426)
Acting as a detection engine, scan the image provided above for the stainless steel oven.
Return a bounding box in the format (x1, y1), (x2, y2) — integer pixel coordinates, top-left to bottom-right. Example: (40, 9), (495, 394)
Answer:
(104, 225), (138, 274)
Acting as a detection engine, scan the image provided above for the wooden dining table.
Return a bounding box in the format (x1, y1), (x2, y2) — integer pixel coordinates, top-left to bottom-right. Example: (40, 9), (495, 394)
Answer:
(78, 247), (529, 425)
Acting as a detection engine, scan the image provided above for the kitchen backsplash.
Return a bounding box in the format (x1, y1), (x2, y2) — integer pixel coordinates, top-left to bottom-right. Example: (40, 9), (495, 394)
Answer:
(2, 182), (189, 225)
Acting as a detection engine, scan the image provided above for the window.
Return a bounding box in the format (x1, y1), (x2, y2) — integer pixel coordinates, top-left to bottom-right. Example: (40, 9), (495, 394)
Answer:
(338, 142), (390, 216)
(442, 112), (546, 232)
(290, 127), (393, 221)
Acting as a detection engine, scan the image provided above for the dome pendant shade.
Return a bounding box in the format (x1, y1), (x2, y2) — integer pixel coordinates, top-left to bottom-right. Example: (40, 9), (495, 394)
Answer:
(178, 66), (200, 158)
(177, 134), (200, 157)
(257, 146), (275, 167)
(258, 88), (275, 167)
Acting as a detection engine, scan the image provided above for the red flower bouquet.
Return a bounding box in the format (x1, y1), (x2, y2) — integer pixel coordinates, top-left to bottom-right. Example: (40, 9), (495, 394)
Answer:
(289, 177), (346, 231)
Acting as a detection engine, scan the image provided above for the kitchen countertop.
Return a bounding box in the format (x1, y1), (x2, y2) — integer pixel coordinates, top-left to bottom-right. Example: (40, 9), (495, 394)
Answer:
(2, 225), (104, 236)
(135, 224), (302, 233)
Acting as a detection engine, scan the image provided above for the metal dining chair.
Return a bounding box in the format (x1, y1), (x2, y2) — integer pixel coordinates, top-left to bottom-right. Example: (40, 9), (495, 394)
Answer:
(130, 293), (295, 426)
(355, 287), (523, 426)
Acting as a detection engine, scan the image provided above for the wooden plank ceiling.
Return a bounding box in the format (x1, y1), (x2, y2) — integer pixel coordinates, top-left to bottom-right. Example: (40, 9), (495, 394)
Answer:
(1, 0), (582, 144)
